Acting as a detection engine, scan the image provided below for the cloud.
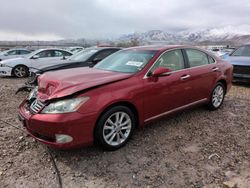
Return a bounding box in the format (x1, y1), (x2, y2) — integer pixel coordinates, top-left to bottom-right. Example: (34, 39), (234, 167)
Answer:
(0, 0), (250, 40)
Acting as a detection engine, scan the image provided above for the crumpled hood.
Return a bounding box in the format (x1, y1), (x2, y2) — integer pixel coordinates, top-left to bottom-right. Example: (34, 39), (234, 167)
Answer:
(37, 67), (132, 101)
(225, 56), (250, 66)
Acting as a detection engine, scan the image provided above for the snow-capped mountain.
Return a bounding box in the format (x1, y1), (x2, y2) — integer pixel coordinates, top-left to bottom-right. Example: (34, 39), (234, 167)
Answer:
(118, 25), (250, 45)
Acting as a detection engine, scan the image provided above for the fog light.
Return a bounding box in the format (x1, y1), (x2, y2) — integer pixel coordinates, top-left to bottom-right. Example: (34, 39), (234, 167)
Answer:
(55, 134), (73, 144)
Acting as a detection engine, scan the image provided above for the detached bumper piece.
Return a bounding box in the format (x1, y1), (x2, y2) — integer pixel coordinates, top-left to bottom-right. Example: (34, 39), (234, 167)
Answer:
(18, 100), (97, 149)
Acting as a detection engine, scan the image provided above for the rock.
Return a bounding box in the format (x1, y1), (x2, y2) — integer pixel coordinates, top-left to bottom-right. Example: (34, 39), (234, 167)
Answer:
(225, 171), (236, 178)
(0, 171), (3, 176)
(223, 181), (237, 188)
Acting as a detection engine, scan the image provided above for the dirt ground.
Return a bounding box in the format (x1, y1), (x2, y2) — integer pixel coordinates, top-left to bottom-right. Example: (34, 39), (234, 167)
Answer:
(0, 77), (250, 188)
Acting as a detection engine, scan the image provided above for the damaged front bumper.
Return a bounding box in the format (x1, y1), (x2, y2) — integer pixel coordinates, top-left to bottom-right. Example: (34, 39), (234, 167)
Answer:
(18, 100), (98, 149)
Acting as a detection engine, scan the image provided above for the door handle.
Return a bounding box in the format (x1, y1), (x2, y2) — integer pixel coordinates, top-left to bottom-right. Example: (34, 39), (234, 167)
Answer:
(212, 67), (219, 72)
(180, 74), (190, 80)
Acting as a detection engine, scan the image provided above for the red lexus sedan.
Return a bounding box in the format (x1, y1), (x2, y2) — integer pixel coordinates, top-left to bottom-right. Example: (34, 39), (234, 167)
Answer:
(18, 45), (233, 150)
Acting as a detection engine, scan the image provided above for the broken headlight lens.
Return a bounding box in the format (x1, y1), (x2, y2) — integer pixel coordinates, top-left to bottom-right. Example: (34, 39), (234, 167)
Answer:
(42, 97), (89, 114)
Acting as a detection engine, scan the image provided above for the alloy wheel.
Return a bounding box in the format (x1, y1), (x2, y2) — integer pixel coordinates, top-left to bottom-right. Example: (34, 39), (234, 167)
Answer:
(103, 111), (132, 146)
(14, 66), (27, 78)
(212, 85), (224, 108)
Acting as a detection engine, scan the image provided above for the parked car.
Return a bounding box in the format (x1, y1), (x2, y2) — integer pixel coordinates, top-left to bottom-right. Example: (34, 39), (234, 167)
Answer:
(18, 45), (233, 150)
(0, 48), (31, 61)
(0, 49), (72, 78)
(224, 45), (250, 83)
(209, 48), (234, 59)
(27, 47), (121, 85)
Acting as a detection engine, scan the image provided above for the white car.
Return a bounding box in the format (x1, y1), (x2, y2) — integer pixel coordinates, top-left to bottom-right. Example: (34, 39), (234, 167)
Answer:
(0, 48), (72, 78)
(0, 49), (31, 61)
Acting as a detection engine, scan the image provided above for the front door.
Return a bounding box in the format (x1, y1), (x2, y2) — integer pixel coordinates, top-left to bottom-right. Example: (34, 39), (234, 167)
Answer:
(143, 49), (193, 121)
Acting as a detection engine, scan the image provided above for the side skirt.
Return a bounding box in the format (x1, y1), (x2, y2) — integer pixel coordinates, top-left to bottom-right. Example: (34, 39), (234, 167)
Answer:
(144, 98), (208, 123)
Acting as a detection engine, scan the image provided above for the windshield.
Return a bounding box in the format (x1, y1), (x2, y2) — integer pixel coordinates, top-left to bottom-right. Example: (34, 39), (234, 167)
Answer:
(231, 46), (250, 57)
(94, 50), (157, 73)
(68, 48), (98, 61)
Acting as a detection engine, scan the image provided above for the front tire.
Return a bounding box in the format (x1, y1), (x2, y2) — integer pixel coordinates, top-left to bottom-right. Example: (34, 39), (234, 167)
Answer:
(208, 82), (225, 110)
(95, 106), (135, 150)
(13, 65), (29, 78)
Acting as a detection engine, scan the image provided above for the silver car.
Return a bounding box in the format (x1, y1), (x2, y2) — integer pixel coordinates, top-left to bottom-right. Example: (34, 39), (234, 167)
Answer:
(0, 48), (72, 78)
(0, 49), (31, 61)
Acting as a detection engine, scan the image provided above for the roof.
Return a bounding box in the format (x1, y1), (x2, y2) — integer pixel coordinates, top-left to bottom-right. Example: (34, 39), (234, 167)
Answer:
(127, 45), (188, 51)
(87, 46), (122, 50)
(32, 48), (73, 54)
(6, 48), (30, 51)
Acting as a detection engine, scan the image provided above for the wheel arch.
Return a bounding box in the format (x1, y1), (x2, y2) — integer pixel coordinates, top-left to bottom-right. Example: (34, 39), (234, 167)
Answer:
(94, 100), (140, 135)
(11, 64), (29, 76)
(217, 79), (227, 93)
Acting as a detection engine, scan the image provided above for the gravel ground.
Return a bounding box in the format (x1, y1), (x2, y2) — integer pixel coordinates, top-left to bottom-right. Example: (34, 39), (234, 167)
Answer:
(0, 78), (250, 188)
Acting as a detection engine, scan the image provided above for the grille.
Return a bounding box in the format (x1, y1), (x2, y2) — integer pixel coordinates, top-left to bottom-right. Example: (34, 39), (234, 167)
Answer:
(233, 65), (250, 75)
(30, 99), (46, 114)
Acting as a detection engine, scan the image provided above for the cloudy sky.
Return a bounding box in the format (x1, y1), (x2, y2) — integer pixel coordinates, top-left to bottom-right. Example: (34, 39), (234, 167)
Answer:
(0, 0), (250, 40)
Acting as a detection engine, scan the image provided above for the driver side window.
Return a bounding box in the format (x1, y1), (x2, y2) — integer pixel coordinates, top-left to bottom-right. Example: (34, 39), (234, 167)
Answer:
(36, 50), (54, 58)
(151, 50), (185, 72)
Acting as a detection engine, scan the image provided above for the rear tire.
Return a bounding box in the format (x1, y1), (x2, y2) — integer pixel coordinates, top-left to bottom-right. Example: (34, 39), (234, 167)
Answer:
(13, 65), (29, 78)
(95, 106), (135, 150)
(208, 82), (226, 110)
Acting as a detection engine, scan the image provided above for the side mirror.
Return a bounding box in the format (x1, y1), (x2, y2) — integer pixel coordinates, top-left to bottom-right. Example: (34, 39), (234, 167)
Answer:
(31, 55), (39, 59)
(92, 57), (102, 64)
(151, 67), (172, 77)
(4, 53), (8, 56)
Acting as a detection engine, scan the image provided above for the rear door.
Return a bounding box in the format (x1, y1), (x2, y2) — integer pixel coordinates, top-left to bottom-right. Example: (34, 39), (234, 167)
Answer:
(184, 48), (219, 101)
(143, 49), (193, 120)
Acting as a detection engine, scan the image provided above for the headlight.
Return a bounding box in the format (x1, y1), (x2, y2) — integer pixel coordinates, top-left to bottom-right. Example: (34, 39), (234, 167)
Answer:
(42, 97), (89, 114)
(0, 63), (7, 67)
